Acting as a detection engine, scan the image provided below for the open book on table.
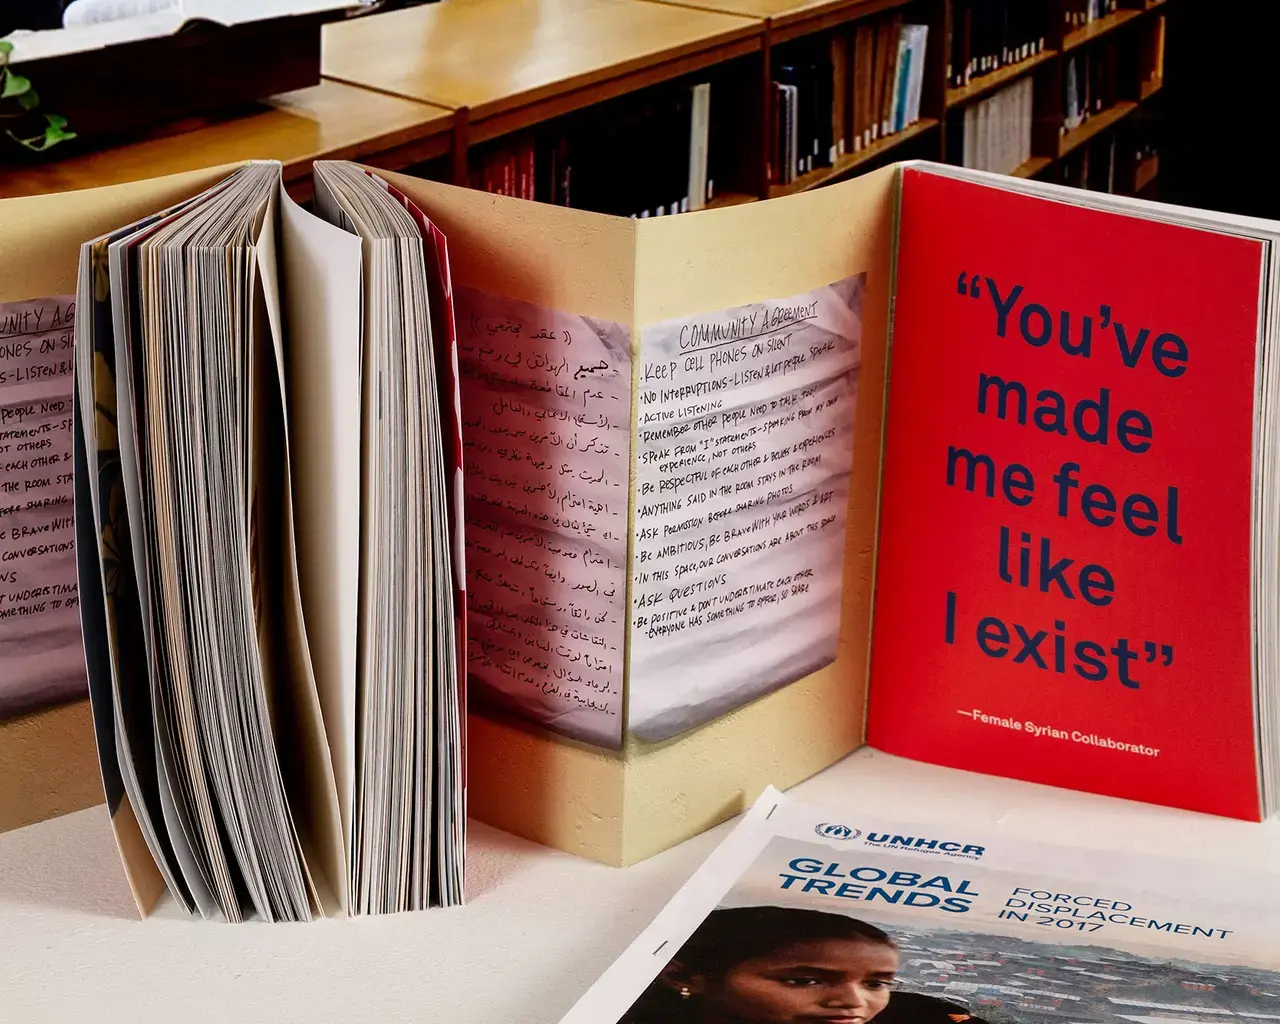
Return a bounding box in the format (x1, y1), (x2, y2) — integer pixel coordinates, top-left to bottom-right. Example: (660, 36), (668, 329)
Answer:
(557, 786), (1280, 1024)
(2, 152), (1279, 919)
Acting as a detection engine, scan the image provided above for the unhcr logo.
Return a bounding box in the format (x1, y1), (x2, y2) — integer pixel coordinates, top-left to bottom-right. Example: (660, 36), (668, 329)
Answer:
(814, 823), (861, 841)
(863, 832), (986, 859)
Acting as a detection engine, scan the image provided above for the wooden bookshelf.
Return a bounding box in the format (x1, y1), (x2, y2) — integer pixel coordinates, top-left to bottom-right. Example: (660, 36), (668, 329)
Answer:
(768, 118), (938, 199)
(945, 49), (1057, 109)
(1058, 100), (1138, 158)
(0, 0), (1177, 207)
(1062, 8), (1144, 53)
(0, 80), (454, 201)
(322, 0), (762, 144)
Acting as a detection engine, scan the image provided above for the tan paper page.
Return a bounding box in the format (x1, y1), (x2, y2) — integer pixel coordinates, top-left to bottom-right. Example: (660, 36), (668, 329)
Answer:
(370, 165), (897, 866)
(376, 168), (638, 744)
(256, 185), (349, 915)
(622, 167), (897, 860)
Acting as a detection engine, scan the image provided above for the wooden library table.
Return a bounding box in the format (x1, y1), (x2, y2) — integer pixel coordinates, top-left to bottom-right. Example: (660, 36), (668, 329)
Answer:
(647, 0), (910, 43)
(0, 80), (455, 202)
(321, 0), (763, 144)
(5, 747), (1280, 1022)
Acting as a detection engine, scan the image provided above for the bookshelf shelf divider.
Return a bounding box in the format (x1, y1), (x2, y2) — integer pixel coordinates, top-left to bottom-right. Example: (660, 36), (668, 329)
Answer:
(1062, 7), (1143, 53)
(945, 49), (1057, 109)
(767, 118), (939, 200)
(1058, 99), (1138, 158)
(706, 191), (759, 209)
(1011, 155), (1054, 179)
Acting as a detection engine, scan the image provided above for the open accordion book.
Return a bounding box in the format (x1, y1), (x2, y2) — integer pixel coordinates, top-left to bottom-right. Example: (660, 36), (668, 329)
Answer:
(6, 149), (1280, 918)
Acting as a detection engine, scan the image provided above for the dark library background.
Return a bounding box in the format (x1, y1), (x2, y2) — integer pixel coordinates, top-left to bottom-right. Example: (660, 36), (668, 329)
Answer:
(1158, 0), (1275, 219)
(0, 0), (1271, 219)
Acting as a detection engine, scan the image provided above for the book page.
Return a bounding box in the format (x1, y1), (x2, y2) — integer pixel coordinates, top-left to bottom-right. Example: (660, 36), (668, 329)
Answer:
(628, 276), (863, 742)
(455, 286), (631, 748)
(279, 185), (363, 887)
(0, 296), (85, 720)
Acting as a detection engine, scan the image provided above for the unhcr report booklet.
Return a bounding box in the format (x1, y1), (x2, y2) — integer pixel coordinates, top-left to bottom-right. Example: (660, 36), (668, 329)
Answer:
(559, 788), (1280, 1024)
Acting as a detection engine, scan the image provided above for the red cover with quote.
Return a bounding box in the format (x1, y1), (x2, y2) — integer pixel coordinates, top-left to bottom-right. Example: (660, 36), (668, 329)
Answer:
(868, 169), (1267, 820)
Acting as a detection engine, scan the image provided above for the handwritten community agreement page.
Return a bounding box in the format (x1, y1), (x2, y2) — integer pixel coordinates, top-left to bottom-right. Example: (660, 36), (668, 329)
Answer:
(629, 276), (864, 742)
(455, 288), (631, 747)
(0, 296), (84, 718)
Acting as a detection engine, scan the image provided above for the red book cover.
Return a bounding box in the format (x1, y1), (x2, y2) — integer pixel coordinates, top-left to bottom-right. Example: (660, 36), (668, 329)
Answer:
(868, 169), (1267, 819)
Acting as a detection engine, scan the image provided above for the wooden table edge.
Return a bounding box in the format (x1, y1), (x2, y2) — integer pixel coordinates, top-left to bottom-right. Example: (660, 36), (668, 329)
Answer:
(326, 17), (763, 144)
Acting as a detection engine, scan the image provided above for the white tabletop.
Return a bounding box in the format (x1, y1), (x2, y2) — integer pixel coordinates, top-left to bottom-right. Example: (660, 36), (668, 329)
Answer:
(6, 747), (1280, 1023)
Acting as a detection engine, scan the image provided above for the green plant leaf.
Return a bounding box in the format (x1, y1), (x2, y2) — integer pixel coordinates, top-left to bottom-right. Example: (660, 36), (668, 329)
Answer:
(44, 113), (67, 129)
(7, 123), (74, 151)
(1, 72), (32, 99)
(17, 87), (38, 110)
(0, 40), (13, 61)
(6, 128), (46, 150)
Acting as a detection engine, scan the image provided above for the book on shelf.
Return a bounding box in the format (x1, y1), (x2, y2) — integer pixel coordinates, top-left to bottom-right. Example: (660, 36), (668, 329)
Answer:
(774, 15), (927, 181)
(1063, 42), (1118, 134)
(1143, 13), (1166, 89)
(469, 81), (715, 219)
(948, 76), (1033, 175)
(5, 141), (1279, 905)
(1062, 134), (1118, 193)
(830, 33), (850, 162)
(1066, 0), (1121, 29)
(949, 0), (1047, 88)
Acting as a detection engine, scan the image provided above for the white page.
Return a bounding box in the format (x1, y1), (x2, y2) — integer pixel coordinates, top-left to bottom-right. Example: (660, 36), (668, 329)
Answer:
(254, 183), (342, 916)
(0, 296), (85, 719)
(182, 0), (366, 24)
(628, 275), (863, 742)
(6, 0), (366, 60)
(278, 188), (363, 874)
(453, 286), (632, 748)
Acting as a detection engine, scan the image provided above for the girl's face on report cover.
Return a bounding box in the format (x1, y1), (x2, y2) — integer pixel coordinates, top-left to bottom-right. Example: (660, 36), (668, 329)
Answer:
(699, 936), (900, 1024)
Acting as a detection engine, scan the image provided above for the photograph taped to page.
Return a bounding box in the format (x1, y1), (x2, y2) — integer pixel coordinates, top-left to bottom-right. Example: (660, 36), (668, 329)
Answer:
(0, 295), (85, 721)
(629, 274), (864, 743)
(454, 285), (632, 748)
(618, 900), (1280, 1024)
